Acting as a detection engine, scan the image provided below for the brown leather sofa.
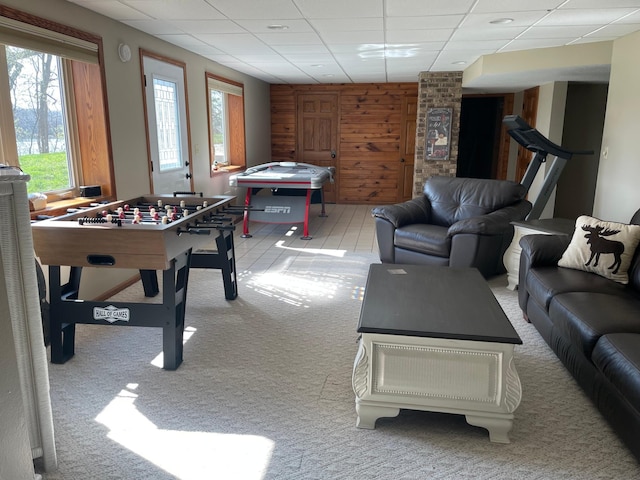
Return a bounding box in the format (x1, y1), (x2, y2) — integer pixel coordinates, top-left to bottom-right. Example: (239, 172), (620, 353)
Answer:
(518, 209), (640, 462)
(372, 176), (532, 277)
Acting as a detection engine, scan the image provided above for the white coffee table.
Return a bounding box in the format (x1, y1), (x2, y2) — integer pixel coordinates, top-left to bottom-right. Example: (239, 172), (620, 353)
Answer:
(352, 265), (522, 443)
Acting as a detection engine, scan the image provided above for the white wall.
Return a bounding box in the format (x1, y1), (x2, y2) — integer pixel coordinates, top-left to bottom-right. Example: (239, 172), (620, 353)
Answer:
(594, 30), (640, 223)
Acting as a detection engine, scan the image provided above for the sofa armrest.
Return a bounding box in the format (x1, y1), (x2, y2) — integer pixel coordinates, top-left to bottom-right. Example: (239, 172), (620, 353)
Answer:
(518, 233), (571, 313)
(371, 197), (431, 229)
(519, 233), (571, 267)
(447, 200), (532, 236)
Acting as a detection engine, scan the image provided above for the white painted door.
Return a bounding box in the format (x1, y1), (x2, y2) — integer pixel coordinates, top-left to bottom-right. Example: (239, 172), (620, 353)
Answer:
(142, 55), (192, 194)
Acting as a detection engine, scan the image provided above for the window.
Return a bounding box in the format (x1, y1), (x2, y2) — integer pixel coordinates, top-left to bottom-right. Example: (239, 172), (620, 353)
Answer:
(0, 6), (114, 207)
(205, 73), (245, 174)
(4, 46), (74, 194)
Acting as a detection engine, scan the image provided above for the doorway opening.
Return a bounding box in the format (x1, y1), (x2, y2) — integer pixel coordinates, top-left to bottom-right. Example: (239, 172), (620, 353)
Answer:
(457, 96), (505, 179)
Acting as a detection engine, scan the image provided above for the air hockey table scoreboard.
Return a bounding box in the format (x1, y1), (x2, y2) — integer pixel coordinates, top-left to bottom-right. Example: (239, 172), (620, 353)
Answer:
(229, 161), (335, 239)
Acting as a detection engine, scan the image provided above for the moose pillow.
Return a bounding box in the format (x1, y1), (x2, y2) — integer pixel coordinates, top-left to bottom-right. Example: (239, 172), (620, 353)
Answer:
(558, 215), (640, 284)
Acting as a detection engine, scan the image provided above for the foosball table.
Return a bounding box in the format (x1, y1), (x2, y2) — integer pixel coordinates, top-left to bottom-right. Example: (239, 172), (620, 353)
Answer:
(32, 194), (239, 370)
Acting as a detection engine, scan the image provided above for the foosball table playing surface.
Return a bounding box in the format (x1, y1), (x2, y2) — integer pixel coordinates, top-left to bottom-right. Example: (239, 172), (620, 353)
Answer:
(32, 194), (239, 370)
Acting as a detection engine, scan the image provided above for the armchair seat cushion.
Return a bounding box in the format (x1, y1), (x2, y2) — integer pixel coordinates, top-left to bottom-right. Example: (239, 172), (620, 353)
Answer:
(395, 224), (450, 258)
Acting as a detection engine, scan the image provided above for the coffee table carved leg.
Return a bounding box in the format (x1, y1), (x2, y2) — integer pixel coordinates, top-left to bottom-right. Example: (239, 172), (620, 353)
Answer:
(465, 414), (515, 444)
(355, 402), (400, 429)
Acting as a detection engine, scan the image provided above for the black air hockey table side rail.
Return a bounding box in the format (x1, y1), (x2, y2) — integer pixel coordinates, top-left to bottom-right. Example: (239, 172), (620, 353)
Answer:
(229, 162), (335, 239)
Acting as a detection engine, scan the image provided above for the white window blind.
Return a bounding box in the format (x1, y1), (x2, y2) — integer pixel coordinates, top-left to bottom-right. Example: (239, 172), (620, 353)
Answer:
(0, 15), (98, 64)
(207, 76), (243, 97)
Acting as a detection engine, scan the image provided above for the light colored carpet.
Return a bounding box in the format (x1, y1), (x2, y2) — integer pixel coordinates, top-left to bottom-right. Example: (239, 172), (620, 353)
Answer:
(39, 209), (640, 479)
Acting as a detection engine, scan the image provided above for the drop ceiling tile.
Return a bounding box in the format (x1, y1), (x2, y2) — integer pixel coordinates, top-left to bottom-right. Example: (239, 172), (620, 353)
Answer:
(452, 26), (527, 41)
(386, 0), (476, 17)
(520, 25), (601, 39)
(385, 29), (453, 43)
(319, 31), (385, 45)
(444, 39), (506, 51)
(170, 20), (246, 34)
(585, 24), (640, 38)
(472, 0), (565, 13)
(282, 54), (338, 64)
(123, 20), (184, 35)
(69, 0), (152, 20)
(385, 15), (464, 30)
(256, 32), (324, 45)
(616, 10), (640, 24)
(327, 44), (385, 54)
(233, 19), (315, 33)
(560, 0), (640, 8)
(387, 72), (421, 82)
(499, 38), (573, 52)
(232, 54), (291, 63)
(156, 34), (210, 47)
(309, 18), (383, 32)
(538, 8), (638, 26)
(123, 0), (225, 20)
(294, 0), (383, 19)
(461, 11), (550, 28)
(205, 0), (303, 19)
(270, 44), (332, 54)
(195, 34), (276, 54)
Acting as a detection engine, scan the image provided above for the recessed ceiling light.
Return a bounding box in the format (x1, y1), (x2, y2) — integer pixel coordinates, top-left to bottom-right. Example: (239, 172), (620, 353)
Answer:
(267, 24), (289, 30)
(490, 18), (514, 24)
(322, 74), (334, 77)
(452, 61), (467, 65)
(310, 64), (324, 68)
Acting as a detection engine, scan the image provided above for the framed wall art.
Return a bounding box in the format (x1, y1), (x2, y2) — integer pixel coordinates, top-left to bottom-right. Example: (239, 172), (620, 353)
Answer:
(426, 107), (452, 160)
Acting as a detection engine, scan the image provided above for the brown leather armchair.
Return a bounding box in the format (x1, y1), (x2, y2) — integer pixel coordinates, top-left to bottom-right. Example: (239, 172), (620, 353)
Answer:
(372, 176), (532, 277)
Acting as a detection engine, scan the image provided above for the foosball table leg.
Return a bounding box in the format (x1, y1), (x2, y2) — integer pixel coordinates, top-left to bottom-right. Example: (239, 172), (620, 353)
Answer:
(160, 251), (190, 370)
(139, 269), (160, 297)
(216, 230), (238, 300)
(49, 265), (80, 364)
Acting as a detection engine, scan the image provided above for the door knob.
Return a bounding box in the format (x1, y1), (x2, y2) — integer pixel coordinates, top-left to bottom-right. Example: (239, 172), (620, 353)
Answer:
(331, 150), (336, 158)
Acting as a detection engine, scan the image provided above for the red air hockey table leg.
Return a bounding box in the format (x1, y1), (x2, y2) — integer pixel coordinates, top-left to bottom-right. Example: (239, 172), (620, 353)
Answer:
(301, 189), (312, 240)
(242, 187), (252, 238)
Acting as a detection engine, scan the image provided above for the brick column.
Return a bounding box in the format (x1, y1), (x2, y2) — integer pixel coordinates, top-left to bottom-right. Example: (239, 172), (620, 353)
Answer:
(413, 72), (463, 197)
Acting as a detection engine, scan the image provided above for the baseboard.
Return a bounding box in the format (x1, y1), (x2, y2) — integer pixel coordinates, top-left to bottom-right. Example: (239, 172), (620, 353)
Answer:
(93, 273), (141, 301)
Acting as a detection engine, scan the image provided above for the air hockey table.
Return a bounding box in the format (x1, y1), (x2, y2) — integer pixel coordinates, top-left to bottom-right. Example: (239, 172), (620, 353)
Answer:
(229, 161), (335, 239)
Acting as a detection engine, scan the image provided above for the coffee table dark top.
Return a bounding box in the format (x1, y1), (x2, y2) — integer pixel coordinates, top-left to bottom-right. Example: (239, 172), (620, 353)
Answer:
(357, 264), (522, 344)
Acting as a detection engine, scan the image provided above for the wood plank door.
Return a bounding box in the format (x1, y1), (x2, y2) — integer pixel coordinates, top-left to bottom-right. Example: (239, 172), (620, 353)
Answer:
(399, 96), (417, 201)
(515, 86), (539, 182)
(296, 93), (339, 203)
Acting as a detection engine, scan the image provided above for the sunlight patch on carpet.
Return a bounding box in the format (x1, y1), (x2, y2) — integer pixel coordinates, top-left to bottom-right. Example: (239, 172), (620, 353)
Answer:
(95, 383), (274, 479)
(244, 269), (348, 307)
(275, 240), (347, 257)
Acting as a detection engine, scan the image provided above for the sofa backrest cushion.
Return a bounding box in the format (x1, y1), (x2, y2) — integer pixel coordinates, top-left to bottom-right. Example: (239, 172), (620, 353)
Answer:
(627, 208), (640, 290)
(422, 176), (527, 227)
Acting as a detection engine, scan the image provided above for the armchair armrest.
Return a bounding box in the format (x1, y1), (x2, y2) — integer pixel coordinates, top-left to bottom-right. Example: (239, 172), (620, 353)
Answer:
(371, 197), (430, 229)
(447, 200), (532, 236)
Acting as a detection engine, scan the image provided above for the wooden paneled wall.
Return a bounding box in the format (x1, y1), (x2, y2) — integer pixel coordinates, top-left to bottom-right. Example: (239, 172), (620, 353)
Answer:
(271, 83), (418, 204)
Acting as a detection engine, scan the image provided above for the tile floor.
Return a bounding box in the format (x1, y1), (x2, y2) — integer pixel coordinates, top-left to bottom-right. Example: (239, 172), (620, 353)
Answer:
(228, 203), (379, 272)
